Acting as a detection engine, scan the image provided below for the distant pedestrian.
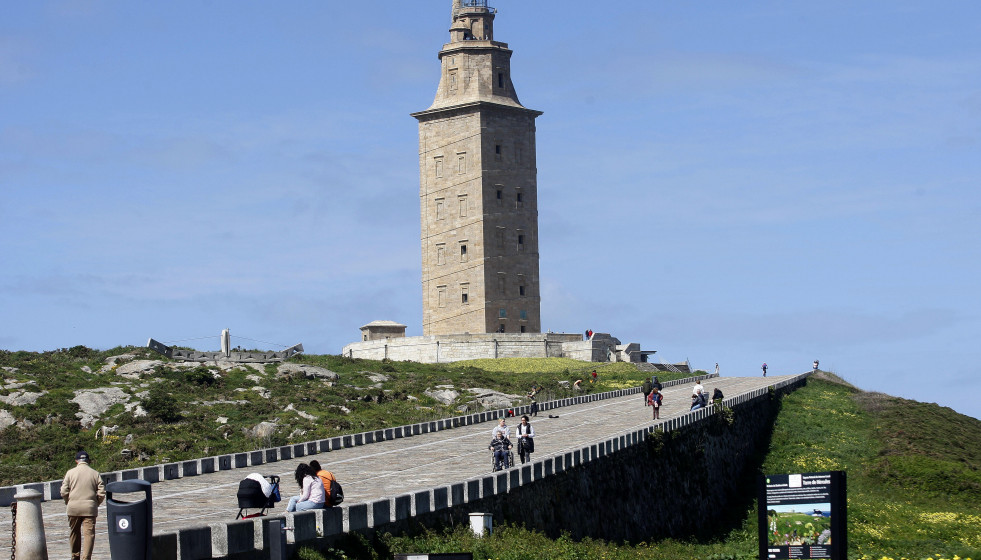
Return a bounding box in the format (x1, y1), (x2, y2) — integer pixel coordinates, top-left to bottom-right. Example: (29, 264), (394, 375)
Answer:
(591, 370), (598, 383)
(641, 377), (653, 406)
(762, 363), (767, 377)
(692, 380), (704, 396)
(527, 387), (539, 417)
(516, 415), (535, 464)
(61, 450), (105, 560)
(651, 376), (662, 391)
(648, 387), (663, 419)
(711, 387), (724, 404)
(714, 363), (719, 375)
(813, 359), (819, 373)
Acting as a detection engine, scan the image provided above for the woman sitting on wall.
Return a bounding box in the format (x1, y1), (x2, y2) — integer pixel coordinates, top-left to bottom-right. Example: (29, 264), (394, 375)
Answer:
(285, 463), (325, 512)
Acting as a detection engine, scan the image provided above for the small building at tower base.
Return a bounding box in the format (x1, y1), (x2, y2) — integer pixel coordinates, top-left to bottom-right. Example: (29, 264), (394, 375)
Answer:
(341, 329), (654, 364)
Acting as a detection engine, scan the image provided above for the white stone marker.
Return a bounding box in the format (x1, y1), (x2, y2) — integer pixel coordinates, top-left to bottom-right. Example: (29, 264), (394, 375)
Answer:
(14, 488), (48, 560)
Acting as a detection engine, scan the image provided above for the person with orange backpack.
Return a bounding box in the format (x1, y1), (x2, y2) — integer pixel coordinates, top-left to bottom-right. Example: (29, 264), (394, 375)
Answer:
(309, 460), (342, 506)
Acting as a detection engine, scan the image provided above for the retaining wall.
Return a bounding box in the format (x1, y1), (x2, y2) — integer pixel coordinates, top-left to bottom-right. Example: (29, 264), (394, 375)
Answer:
(6, 372), (814, 559)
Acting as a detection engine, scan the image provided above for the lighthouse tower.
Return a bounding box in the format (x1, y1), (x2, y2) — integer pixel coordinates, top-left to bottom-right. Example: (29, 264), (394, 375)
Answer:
(411, 1), (543, 336)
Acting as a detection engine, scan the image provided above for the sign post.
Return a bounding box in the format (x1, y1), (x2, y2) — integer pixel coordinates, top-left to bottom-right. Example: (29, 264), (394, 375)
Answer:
(758, 471), (846, 559)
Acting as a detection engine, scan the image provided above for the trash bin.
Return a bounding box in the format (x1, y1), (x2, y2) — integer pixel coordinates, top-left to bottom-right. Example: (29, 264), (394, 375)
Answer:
(106, 479), (153, 560)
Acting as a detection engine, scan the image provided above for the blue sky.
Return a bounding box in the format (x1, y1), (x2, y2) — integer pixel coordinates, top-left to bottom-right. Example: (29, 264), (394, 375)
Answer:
(2, 2), (979, 420)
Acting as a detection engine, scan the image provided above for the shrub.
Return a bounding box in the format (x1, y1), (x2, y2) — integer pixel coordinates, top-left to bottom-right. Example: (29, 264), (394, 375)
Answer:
(143, 386), (181, 422)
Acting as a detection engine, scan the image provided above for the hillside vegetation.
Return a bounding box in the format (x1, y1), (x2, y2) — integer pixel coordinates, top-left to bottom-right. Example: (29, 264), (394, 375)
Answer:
(4, 349), (978, 559)
(0, 347), (673, 485)
(372, 374), (981, 560)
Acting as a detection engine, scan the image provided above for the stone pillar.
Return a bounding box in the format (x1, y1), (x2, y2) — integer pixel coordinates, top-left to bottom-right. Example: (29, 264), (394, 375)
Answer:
(14, 488), (49, 560)
(468, 512), (492, 537)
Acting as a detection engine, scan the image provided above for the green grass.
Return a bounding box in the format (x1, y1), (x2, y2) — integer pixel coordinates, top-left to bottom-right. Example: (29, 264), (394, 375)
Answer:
(372, 375), (981, 560)
(0, 348), (678, 484)
(5, 349), (977, 560)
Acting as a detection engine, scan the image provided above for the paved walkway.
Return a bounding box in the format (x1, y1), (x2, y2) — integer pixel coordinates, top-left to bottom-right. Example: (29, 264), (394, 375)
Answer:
(0, 374), (794, 559)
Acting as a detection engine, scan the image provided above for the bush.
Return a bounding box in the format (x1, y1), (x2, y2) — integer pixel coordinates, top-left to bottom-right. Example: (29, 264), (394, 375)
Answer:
(143, 386), (181, 422)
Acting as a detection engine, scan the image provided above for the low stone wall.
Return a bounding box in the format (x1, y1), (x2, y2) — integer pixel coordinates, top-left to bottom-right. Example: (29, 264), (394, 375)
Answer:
(340, 333), (636, 363)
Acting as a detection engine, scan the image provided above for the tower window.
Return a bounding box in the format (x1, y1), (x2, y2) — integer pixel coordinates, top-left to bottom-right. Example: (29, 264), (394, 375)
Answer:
(434, 157), (443, 178)
(517, 234), (525, 251)
(520, 325), (527, 333)
(496, 189), (503, 206)
(458, 194), (468, 217)
(516, 191), (523, 208)
(499, 308), (507, 318)
(435, 198), (445, 220)
(461, 283), (469, 305)
(460, 243), (468, 262)
(497, 72), (504, 88)
(437, 286), (447, 308)
(457, 152), (467, 174)
(436, 244), (446, 265)
(520, 310), (528, 320)
(519, 285), (525, 296)
(498, 274), (506, 295)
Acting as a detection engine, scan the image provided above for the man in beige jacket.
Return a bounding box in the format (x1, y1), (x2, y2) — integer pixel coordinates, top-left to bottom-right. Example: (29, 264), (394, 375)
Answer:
(60, 450), (105, 560)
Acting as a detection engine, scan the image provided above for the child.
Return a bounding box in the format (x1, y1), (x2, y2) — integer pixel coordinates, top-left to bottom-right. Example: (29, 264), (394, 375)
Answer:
(647, 388), (663, 419)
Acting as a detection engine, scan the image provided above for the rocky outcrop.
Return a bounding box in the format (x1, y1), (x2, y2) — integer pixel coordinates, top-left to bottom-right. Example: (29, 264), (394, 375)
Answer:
(0, 409), (15, 430)
(425, 386), (460, 405)
(244, 421), (278, 439)
(0, 391), (45, 407)
(276, 364), (338, 381)
(466, 388), (522, 410)
(114, 360), (163, 379)
(72, 387), (131, 428)
(100, 354), (136, 373)
(284, 403), (317, 421)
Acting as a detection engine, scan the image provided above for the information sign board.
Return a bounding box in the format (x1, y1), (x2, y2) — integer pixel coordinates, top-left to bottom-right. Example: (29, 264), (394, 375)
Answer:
(758, 471), (846, 559)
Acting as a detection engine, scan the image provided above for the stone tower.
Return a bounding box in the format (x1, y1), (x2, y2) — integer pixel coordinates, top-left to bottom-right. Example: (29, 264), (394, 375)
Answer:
(411, 0), (543, 336)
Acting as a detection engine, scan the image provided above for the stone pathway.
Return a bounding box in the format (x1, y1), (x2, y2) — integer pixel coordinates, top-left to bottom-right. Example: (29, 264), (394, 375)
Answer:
(0, 374), (794, 559)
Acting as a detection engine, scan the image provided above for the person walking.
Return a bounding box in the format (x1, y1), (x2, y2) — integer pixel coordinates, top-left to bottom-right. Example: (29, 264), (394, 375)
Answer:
(813, 359), (819, 373)
(762, 362), (768, 377)
(648, 387), (663, 419)
(515, 415), (536, 464)
(714, 363), (719, 375)
(641, 377), (653, 406)
(61, 450), (105, 560)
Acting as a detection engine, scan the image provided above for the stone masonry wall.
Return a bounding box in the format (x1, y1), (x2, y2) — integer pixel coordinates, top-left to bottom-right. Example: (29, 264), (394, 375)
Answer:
(397, 376), (802, 544)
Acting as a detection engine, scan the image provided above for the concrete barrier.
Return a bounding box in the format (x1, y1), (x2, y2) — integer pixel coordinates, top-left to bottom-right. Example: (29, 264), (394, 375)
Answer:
(178, 525), (212, 560)
(210, 519), (256, 557)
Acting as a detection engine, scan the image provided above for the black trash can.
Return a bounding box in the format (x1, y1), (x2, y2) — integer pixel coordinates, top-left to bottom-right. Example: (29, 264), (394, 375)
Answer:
(105, 479), (153, 560)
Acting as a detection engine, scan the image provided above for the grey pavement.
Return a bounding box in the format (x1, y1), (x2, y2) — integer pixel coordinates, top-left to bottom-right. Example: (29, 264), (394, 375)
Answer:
(0, 374), (793, 559)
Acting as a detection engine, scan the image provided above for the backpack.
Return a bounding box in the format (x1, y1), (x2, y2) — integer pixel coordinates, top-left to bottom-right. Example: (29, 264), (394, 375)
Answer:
(329, 478), (344, 505)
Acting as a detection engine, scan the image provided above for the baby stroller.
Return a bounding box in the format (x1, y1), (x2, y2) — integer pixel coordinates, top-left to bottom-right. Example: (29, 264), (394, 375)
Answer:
(236, 474), (281, 519)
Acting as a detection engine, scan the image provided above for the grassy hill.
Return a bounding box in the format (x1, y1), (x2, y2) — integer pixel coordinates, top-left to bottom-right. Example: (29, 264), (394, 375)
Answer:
(0, 347), (668, 485)
(3, 349), (978, 559)
(370, 373), (981, 560)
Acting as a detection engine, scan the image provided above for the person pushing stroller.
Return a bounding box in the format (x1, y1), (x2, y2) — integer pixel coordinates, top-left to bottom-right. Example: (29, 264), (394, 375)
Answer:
(489, 431), (514, 471)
